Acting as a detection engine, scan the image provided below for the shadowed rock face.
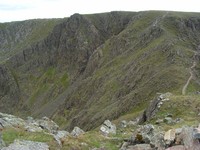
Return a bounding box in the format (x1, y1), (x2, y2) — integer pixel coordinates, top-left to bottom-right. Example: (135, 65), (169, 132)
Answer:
(0, 11), (200, 130)
(0, 65), (20, 113)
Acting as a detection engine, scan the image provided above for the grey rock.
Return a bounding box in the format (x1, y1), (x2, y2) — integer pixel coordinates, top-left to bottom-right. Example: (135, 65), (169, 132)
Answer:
(139, 93), (172, 124)
(165, 145), (186, 150)
(26, 117), (34, 124)
(129, 124), (165, 149)
(150, 132), (165, 150)
(25, 124), (43, 133)
(128, 119), (139, 126)
(126, 144), (152, 150)
(120, 142), (129, 150)
(121, 120), (128, 128)
(0, 118), (11, 128)
(180, 126), (200, 150)
(163, 117), (174, 124)
(164, 129), (176, 145)
(155, 119), (163, 124)
(174, 118), (184, 123)
(36, 117), (59, 134)
(132, 124), (154, 144)
(0, 112), (26, 128)
(175, 128), (182, 135)
(71, 126), (85, 137)
(1, 140), (49, 150)
(0, 133), (5, 149)
(54, 130), (69, 145)
(142, 124), (154, 133)
(100, 120), (116, 136)
(193, 133), (200, 139)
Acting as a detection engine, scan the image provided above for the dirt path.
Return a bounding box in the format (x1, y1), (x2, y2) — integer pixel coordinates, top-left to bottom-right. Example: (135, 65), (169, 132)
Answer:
(182, 54), (197, 95)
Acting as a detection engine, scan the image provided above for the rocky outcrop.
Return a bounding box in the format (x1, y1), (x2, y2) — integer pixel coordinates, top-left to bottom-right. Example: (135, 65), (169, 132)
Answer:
(53, 130), (69, 146)
(100, 120), (116, 136)
(71, 126), (85, 137)
(35, 117), (59, 134)
(1, 140), (49, 150)
(121, 124), (200, 150)
(0, 112), (70, 147)
(139, 93), (172, 124)
(0, 112), (26, 128)
(0, 133), (5, 149)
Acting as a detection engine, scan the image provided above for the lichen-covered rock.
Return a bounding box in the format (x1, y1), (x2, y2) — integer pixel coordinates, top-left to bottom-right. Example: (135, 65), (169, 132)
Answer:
(54, 130), (69, 145)
(100, 120), (116, 136)
(164, 129), (176, 145)
(138, 93), (172, 124)
(0, 133), (5, 149)
(165, 145), (186, 150)
(35, 117), (59, 134)
(180, 126), (200, 150)
(0, 112), (26, 128)
(121, 120), (128, 128)
(24, 124), (43, 133)
(71, 126), (85, 137)
(163, 117), (174, 124)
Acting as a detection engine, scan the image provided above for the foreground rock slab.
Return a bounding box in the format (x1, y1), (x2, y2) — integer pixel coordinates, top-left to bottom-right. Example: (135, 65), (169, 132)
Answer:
(166, 145), (186, 150)
(126, 144), (152, 150)
(1, 140), (49, 150)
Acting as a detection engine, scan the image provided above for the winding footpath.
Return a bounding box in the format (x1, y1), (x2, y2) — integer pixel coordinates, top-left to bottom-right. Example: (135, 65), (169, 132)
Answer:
(182, 53), (197, 95)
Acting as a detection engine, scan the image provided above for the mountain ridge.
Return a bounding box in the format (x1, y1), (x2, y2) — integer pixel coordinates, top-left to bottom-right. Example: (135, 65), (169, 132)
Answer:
(0, 11), (200, 131)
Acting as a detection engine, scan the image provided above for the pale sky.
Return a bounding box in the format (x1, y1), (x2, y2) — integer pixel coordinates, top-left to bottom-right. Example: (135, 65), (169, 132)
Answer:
(0, 0), (200, 22)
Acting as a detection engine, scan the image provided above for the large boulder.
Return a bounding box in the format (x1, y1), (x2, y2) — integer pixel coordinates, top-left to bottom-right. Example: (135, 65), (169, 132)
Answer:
(100, 120), (116, 136)
(54, 130), (69, 145)
(71, 126), (85, 137)
(24, 124), (43, 133)
(138, 93), (172, 124)
(128, 124), (165, 149)
(1, 140), (49, 150)
(0, 112), (26, 128)
(164, 129), (176, 146)
(35, 117), (59, 134)
(133, 124), (154, 143)
(180, 126), (200, 150)
(24, 117), (59, 134)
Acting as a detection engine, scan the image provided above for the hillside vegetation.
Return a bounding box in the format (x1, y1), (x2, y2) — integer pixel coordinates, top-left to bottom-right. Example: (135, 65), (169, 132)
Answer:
(0, 11), (199, 132)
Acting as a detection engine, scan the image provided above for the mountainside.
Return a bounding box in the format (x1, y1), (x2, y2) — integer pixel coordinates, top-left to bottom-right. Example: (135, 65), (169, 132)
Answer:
(0, 11), (200, 132)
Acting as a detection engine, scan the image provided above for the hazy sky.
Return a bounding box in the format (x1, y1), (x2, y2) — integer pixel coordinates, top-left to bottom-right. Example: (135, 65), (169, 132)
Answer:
(0, 0), (199, 22)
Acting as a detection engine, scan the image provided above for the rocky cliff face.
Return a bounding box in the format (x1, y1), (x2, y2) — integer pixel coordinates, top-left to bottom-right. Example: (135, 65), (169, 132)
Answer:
(0, 11), (200, 131)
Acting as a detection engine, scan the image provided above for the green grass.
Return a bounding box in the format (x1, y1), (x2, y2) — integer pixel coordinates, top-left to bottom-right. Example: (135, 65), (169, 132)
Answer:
(2, 128), (54, 146)
(149, 94), (200, 130)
